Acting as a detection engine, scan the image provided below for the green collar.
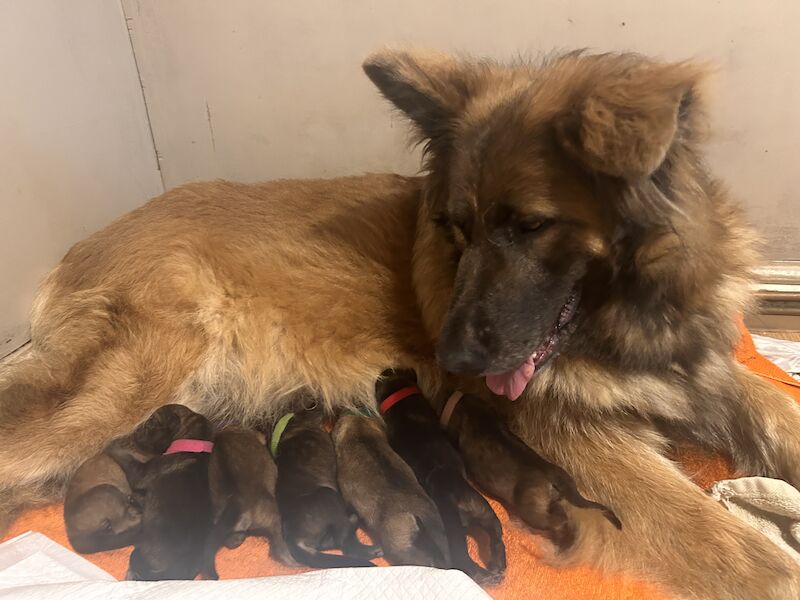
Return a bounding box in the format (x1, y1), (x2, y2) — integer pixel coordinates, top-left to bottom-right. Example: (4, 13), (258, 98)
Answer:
(270, 413), (295, 457)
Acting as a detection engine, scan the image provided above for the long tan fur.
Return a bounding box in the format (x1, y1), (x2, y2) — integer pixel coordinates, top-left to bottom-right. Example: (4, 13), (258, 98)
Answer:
(1, 50), (799, 598)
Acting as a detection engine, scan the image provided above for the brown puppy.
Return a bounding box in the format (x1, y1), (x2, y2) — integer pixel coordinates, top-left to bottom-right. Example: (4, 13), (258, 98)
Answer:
(124, 404), (216, 581)
(332, 410), (450, 569)
(376, 369), (505, 583)
(204, 426), (293, 577)
(441, 391), (621, 549)
(64, 451), (142, 554)
(273, 407), (379, 568)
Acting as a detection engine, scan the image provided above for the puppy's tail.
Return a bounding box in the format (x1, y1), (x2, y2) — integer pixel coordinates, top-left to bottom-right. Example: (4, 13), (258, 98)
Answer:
(413, 515), (451, 568)
(288, 541), (376, 569)
(203, 500), (244, 579)
(553, 469), (622, 530)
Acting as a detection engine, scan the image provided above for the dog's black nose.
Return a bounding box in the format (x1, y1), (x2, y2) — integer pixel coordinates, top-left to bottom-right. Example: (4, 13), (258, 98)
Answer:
(438, 344), (488, 375)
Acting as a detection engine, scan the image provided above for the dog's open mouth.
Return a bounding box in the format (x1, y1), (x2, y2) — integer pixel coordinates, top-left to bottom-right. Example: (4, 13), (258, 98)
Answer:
(485, 291), (580, 401)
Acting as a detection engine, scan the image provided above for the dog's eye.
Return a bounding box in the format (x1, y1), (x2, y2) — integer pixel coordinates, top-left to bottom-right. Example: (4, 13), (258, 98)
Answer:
(450, 225), (468, 247)
(431, 212), (450, 229)
(432, 212), (467, 251)
(519, 218), (554, 234)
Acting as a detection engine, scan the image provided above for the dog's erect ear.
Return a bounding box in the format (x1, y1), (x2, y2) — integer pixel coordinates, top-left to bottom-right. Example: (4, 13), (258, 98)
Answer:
(555, 61), (707, 181)
(363, 49), (478, 143)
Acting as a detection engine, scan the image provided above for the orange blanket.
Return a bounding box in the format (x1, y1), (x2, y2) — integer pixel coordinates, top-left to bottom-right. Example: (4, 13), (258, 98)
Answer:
(5, 326), (799, 599)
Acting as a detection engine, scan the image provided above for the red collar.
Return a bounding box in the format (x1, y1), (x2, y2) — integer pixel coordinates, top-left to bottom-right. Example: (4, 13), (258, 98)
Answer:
(379, 386), (420, 414)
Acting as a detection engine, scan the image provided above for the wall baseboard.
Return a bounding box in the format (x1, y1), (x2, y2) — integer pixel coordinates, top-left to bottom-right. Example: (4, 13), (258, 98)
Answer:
(0, 324), (31, 361)
(753, 261), (800, 315)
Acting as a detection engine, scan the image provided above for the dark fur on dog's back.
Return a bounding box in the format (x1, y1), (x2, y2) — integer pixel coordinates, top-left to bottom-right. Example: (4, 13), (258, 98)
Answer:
(376, 369), (505, 582)
(442, 391), (620, 548)
(273, 407), (378, 568)
(204, 427), (294, 577)
(125, 404), (215, 581)
(332, 411), (450, 569)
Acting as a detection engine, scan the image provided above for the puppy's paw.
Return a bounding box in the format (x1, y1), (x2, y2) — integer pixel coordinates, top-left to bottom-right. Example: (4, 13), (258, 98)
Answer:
(343, 531), (383, 560)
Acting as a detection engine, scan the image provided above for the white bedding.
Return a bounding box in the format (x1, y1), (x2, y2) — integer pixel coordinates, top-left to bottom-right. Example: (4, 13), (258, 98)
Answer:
(0, 532), (490, 600)
(752, 334), (800, 380)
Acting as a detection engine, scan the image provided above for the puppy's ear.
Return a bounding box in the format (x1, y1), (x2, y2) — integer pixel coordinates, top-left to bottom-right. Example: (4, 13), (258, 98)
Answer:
(555, 60), (708, 181)
(363, 49), (479, 144)
(133, 405), (182, 453)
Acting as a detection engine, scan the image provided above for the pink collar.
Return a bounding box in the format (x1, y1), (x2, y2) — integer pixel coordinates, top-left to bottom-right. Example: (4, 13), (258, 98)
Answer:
(439, 391), (464, 429)
(163, 439), (214, 455)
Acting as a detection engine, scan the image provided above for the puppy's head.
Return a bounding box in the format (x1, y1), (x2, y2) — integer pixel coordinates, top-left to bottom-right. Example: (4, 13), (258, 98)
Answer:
(375, 368), (418, 401)
(67, 485), (141, 552)
(134, 404), (213, 453)
(364, 50), (707, 379)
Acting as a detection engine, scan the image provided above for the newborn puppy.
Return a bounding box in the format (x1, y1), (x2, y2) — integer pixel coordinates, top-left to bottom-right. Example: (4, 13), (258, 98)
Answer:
(273, 407), (379, 568)
(125, 404), (216, 581)
(377, 369), (506, 583)
(64, 451), (142, 554)
(204, 426), (293, 577)
(440, 391), (621, 549)
(333, 410), (450, 569)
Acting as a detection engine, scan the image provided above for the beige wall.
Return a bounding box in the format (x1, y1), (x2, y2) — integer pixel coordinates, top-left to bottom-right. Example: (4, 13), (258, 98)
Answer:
(2, 1), (798, 359)
(0, 1), (163, 358)
(123, 0), (800, 259)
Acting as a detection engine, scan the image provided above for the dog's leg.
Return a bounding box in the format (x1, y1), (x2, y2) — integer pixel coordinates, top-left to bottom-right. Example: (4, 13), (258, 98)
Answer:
(718, 363), (800, 486)
(673, 358), (800, 486)
(514, 409), (799, 600)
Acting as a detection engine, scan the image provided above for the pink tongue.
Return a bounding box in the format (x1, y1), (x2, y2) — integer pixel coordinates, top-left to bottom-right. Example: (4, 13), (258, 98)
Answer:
(485, 356), (535, 401)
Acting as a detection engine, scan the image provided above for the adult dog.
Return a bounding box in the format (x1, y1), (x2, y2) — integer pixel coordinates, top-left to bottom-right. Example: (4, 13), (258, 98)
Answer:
(1, 49), (799, 597)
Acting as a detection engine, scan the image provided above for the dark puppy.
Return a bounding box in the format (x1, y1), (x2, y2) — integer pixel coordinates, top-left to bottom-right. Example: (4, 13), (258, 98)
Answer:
(441, 391), (621, 549)
(123, 404), (216, 580)
(377, 369), (506, 583)
(204, 426), (293, 577)
(64, 450), (142, 554)
(333, 410), (450, 569)
(273, 407), (378, 568)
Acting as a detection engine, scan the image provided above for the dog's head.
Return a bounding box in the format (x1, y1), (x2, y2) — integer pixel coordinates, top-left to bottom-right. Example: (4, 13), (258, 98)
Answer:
(364, 49), (709, 387)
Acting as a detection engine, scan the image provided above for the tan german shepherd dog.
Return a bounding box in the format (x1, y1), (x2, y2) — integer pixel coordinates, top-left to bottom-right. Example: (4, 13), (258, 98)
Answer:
(1, 49), (799, 598)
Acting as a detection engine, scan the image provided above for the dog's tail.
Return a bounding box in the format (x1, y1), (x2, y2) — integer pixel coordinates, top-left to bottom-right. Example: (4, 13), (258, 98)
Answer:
(0, 345), (93, 531)
(287, 540), (376, 569)
(0, 285), (199, 534)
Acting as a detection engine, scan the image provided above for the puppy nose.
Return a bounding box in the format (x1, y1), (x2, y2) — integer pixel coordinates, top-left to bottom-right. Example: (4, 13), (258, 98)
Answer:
(438, 343), (488, 375)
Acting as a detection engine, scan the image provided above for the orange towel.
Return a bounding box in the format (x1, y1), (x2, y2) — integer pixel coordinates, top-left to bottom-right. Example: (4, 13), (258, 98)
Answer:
(4, 324), (799, 599)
